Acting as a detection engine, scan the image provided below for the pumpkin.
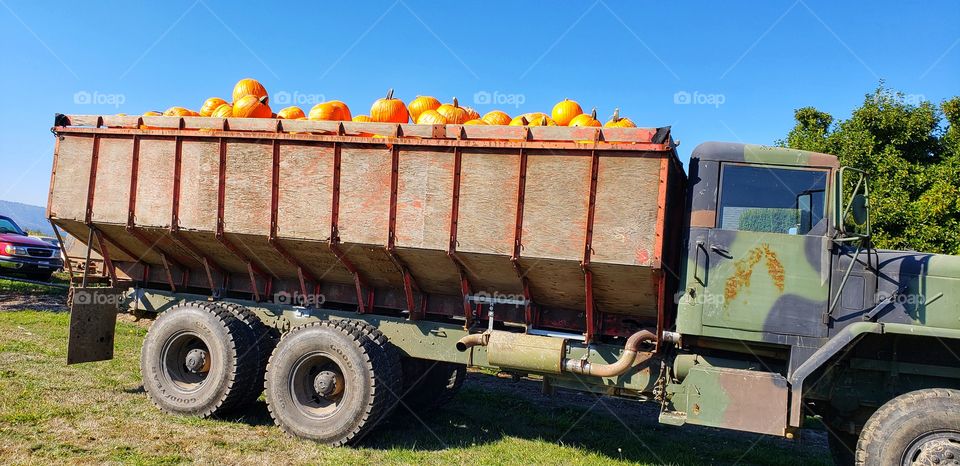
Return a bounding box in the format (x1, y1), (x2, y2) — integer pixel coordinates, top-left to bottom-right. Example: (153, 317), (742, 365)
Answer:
(232, 78), (268, 104)
(463, 106), (481, 121)
(508, 115), (529, 126)
(407, 95), (441, 122)
(436, 97), (469, 124)
(527, 114), (558, 126)
(211, 104), (233, 118)
(551, 99), (583, 126)
(604, 108), (636, 128)
(482, 110), (511, 126)
(200, 98), (228, 117)
(163, 106), (193, 117)
(416, 109), (447, 125)
(277, 106), (306, 119)
(328, 100), (352, 120)
(352, 115), (373, 122)
(370, 88), (409, 123)
(464, 119), (488, 125)
(233, 95), (272, 118)
(569, 108), (602, 127)
(140, 111), (162, 129)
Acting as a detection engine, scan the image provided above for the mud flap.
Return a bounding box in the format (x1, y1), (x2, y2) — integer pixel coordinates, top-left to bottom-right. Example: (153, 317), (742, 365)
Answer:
(67, 287), (122, 364)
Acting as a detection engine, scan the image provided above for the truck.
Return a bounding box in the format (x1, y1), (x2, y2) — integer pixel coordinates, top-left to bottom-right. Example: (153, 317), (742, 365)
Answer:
(47, 113), (960, 465)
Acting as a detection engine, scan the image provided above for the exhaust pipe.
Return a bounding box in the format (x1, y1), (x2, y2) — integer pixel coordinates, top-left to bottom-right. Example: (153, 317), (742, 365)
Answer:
(456, 329), (655, 378)
(561, 330), (656, 377)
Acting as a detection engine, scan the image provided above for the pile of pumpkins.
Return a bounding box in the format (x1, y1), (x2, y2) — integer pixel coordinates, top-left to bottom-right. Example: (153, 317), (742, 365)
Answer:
(143, 78), (637, 128)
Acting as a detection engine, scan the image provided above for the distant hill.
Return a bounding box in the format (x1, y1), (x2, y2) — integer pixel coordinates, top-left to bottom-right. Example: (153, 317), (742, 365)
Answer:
(0, 200), (53, 236)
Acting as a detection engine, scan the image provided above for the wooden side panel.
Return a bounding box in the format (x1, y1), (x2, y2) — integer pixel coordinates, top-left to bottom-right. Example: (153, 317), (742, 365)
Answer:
(277, 143), (334, 241)
(135, 138), (176, 228)
(338, 145), (391, 246)
(90, 137), (133, 225)
(457, 253), (523, 295)
(522, 153), (591, 261)
(223, 140), (272, 236)
(456, 149), (519, 255)
(275, 238), (353, 284)
(592, 263), (658, 316)
(591, 155), (662, 266)
(519, 258), (587, 309)
(396, 248), (459, 295)
(178, 139), (220, 231)
(50, 135), (94, 221)
(395, 147), (455, 250)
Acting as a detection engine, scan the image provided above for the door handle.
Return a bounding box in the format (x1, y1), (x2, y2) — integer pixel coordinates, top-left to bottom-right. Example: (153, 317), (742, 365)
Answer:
(694, 241), (705, 285)
(710, 244), (732, 258)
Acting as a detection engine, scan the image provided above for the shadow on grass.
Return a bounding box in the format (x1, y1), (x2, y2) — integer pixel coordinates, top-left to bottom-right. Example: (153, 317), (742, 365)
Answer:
(212, 374), (828, 466)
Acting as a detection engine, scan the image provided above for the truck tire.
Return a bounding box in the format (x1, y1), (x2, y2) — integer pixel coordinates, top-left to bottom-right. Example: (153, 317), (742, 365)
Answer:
(264, 320), (400, 445)
(398, 357), (466, 416)
(140, 301), (258, 417)
(856, 388), (960, 465)
(210, 302), (277, 405)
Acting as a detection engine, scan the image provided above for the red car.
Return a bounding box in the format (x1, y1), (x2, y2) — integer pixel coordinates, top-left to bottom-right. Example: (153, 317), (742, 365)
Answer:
(0, 215), (63, 282)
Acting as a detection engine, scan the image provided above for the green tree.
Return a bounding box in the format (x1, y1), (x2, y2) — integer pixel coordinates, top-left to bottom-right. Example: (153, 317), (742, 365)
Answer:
(780, 86), (960, 255)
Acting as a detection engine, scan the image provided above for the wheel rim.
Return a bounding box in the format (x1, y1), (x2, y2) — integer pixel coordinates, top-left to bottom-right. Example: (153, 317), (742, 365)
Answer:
(159, 330), (212, 392)
(903, 430), (960, 466)
(289, 351), (346, 420)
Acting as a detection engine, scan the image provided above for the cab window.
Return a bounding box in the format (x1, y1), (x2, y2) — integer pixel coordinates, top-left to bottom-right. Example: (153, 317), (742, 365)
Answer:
(717, 164), (827, 235)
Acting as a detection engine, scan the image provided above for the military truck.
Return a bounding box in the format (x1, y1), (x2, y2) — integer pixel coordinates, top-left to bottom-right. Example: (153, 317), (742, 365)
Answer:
(48, 114), (960, 465)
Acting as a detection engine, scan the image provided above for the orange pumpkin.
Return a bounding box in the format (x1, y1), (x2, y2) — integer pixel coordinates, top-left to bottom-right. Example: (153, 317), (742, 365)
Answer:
(464, 119), (488, 125)
(604, 108), (636, 128)
(463, 106), (481, 121)
(200, 98), (228, 117)
(163, 106), (193, 117)
(352, 115), (373, 122)
(277, 106), (306, 119)
(527, 114), (558, 126)
(436, 98), (469, 124)
(232, 78), (268, 104)
(140, 111), (162, 130)
(328, 100), (352, 120)
(211, 104), (233, 118)
(370, 89), (409, 123)
(508, 115), (530, 126)
(416, 109), (447, 125)
(233, 95), (272, 118)
(407, 95), (441, 122)
(551, 99), (583, 126)
(569, 108), (602, 127)
(482, 110), (511, 126)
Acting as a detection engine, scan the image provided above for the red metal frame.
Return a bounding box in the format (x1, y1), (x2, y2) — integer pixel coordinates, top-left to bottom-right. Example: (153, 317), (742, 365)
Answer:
(92, 229), (118, 283)
(581, 150), (601, 343)
(329, 140), (373, 313)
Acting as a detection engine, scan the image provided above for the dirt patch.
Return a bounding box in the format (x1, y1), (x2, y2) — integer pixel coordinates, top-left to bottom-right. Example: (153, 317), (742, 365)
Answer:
(0, 293), (68, 312)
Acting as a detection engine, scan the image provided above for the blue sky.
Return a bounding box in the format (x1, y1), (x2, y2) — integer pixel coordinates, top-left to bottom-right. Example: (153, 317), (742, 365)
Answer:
(1, 1), (957, 207)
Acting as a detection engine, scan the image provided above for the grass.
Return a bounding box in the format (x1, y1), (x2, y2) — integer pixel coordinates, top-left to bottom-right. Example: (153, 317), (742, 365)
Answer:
(0, 309), (832, 465)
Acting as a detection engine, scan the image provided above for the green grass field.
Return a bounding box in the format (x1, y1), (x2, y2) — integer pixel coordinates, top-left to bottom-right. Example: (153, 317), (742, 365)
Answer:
(0, 278), (831, 465)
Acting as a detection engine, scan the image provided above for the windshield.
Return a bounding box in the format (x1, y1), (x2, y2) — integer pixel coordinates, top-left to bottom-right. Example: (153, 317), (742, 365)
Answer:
(0, 217), (26, 235)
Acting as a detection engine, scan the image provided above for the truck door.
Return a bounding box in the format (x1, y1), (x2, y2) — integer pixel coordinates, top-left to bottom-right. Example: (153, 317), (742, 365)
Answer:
(702, 163), (831, 338)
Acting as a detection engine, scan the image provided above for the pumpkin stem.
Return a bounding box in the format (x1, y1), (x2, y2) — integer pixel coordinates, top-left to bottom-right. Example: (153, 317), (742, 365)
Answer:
(521, 116), (529, 126)
(386, 88), (395, 99)
(453, 97), (459, 108)
(612, 107), (621, 122)
(590, 108), (597, 120)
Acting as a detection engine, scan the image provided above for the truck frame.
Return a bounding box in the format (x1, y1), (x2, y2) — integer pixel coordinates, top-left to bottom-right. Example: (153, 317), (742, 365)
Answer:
(49, 114), (960, 465)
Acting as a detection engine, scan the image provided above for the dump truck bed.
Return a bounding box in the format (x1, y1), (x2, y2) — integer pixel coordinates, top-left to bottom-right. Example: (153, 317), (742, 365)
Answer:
(48, 114), (685, 341)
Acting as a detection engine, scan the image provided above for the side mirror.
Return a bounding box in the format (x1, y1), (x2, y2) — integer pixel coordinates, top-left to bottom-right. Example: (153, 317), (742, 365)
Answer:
(836, 167), (871, 239)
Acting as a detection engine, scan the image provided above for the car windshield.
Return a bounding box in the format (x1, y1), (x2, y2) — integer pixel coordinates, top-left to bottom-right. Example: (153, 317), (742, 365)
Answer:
(0, 217), (25, 235)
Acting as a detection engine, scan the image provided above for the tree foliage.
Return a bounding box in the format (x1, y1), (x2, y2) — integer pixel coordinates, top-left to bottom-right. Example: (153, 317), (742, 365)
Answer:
(780, 86), (960, 255)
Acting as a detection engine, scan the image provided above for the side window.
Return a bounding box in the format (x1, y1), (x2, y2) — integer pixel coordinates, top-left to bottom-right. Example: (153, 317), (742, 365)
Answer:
(718, 164), (828, 235)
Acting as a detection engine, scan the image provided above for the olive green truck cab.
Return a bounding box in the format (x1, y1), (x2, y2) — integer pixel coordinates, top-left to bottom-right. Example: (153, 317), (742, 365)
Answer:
(49, 115), (959, 465)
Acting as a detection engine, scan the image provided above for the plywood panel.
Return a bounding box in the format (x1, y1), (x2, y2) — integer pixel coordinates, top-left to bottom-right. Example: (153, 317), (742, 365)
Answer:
(223, 233), (293, 280)
(456, 252), (523, 295)
(223, 140), (272, 236)
(178, 139), (220, 231)
(395, 147), (455, 250)
(521, 153), (591, 261)
(395, 248), (459, 295)
(591, 263), (658, 317)
(277, 143), (334, 241)
(275, 238), (353, 285)
(519, 258), (586, 309)
(50, 135), (94, 221)
(90, 137), (133, 225)
(340, 244), (401, 289)
(338, 145), (391, 246)
(456, 149), (519, 255)
(591, 155), (661, 266)
(135, 138), (176, 228)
